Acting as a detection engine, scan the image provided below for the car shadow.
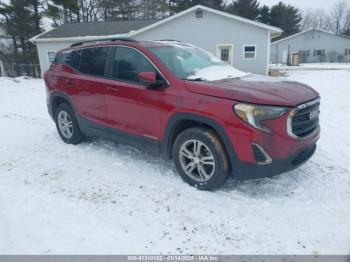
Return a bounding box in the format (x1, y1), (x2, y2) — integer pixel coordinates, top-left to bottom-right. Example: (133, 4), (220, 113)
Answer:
(82, 137), (311, 200)
(218, 167), (312, 200)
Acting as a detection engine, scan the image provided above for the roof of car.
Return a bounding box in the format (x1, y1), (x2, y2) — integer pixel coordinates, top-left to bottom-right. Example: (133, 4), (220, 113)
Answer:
(59, 39), (174, 52)
(36, 20), (159, 39)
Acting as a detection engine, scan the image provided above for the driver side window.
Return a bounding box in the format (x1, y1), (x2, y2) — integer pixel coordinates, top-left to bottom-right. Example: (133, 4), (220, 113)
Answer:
(113, 47), (157, 84)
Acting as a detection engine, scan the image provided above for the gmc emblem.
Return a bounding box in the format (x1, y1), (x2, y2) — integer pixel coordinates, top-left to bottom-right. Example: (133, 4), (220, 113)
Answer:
(309, 109), (319, 120)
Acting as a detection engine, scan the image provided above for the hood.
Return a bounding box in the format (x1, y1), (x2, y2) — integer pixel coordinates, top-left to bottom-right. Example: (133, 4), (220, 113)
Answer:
(185, 74), (319, 107)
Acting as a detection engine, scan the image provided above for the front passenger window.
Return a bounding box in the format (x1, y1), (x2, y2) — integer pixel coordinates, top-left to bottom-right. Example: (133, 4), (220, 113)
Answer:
(113, 47), (157, 84)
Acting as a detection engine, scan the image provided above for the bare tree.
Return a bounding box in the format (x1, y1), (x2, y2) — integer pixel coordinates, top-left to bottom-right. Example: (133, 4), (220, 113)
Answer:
(343, 9), (350, 35)
(138, 0), (168, 20)
(301, 9), (332, 31)
(330, 0), (347, 33)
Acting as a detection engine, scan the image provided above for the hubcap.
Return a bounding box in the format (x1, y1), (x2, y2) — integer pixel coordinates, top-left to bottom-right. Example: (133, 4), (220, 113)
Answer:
(58, 110), (73, 139)
(179, 139), (215, 182)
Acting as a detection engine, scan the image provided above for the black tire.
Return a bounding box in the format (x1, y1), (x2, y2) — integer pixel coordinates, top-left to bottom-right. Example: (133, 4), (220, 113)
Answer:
(173, 127), (230, 190)
(54, 103), (85, 145)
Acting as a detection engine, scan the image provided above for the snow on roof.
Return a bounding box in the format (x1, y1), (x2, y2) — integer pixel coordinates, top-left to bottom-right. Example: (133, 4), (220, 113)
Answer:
(31, 20), (159, 42)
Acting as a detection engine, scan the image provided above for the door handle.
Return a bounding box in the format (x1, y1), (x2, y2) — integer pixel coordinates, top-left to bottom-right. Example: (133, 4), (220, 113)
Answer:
(66, 79), (75, 85)
(108, 85), (119, 92)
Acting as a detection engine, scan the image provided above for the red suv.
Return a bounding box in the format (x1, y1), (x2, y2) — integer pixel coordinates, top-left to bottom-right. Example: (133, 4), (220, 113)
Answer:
(44, 38), (320, 190)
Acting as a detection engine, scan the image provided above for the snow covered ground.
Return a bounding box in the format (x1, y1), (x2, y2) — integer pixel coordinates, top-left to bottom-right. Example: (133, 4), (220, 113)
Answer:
(270, 63), (350, 70)
(0, 70), (350, 255)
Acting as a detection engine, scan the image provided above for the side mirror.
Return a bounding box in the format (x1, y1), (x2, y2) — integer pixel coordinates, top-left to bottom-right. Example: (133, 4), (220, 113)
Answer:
(138, 71), (165, 88)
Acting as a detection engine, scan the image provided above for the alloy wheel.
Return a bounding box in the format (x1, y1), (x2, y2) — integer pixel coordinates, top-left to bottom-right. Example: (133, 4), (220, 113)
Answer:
(179, 139), (215, 182)
(57, 110), (74, 139)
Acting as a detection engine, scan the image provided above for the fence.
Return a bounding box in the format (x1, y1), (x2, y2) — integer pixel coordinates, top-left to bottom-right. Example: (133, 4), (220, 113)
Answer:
(0, 63), (41, 78)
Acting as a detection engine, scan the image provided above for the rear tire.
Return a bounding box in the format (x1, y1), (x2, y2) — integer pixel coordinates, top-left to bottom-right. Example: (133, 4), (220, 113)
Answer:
(54, 103), (85, 145)
(173, 127), (230, 190)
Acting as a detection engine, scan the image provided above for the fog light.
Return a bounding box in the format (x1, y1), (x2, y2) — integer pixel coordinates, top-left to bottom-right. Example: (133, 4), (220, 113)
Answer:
(252, 144), (272, 165)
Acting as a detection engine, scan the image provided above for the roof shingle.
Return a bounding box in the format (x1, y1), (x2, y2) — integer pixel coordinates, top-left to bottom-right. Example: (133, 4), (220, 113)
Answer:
(37, 19), (159, 39)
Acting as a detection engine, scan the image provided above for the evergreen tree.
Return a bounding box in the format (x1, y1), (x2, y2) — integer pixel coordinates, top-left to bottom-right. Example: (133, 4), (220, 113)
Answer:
(258, 5), (270, 24)
(0, 0), (42, 67)
(270, 2), (302, 40)
(225, 0), (260, 20)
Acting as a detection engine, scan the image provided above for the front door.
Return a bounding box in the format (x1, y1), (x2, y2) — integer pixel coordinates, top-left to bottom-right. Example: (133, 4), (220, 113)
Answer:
(217, 44), (233, 65)
(104, 46), (165, 143)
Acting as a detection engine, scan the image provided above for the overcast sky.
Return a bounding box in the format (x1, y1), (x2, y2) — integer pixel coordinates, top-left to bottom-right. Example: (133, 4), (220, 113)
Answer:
(256, 0), (340, 11)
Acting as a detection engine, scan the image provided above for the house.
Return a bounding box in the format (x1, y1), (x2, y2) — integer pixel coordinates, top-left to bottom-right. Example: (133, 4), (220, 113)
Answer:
(271, 28), (350, 64)
(30, 5), (282, 76)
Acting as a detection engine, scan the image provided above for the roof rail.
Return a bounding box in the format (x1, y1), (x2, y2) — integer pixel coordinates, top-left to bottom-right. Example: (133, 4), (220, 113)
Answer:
(70, 37), (138, 47)
(155, 39), (183, 42)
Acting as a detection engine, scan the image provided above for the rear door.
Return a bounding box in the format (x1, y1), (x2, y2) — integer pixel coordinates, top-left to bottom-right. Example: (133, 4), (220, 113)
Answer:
(64, 46), (111, 128)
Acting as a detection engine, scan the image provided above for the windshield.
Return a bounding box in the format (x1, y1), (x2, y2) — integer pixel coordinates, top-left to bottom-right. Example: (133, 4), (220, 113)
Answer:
(149, 42), (247, 81)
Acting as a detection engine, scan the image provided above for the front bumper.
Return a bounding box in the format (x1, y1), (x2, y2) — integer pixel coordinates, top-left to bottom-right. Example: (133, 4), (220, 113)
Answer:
(232, 143), (317, 180)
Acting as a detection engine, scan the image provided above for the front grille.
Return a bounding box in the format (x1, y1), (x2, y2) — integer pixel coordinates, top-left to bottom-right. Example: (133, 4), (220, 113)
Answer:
(291, 100), (320, 138)
(292, 145), (316, 166)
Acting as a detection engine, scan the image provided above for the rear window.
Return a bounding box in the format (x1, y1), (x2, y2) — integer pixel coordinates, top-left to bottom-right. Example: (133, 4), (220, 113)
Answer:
(61, 47), (109, 77)
(80, 47), (109, 77)
(65, 50), (82, 71)
(53, 52), (67, 64)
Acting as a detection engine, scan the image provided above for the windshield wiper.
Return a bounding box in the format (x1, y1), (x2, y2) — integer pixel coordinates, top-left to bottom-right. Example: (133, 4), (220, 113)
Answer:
(182, 78), (205, 81)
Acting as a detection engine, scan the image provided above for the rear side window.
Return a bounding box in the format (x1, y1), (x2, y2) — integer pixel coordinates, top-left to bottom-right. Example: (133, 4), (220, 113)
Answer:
(66, 50), (82, 71)
(113, 46), (156, 83)
(54, 52), (67, 64)
(80, 47), (109, 77)
(47, 51), (56, 63)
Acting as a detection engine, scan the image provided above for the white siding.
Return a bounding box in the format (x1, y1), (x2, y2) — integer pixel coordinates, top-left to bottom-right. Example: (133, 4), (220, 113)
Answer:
(271, 29), (350, 64)
(36, 41), (74, 76)
(134, 9), (270, 75)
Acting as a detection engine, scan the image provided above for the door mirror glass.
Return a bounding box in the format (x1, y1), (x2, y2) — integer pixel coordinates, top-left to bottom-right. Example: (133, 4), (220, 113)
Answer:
(138, 71), (165, 88)
(138, 71), (157, 83)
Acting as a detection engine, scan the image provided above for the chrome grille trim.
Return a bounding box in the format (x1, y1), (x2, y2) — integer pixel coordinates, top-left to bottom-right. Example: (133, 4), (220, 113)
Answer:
(287, 97), (321, 139)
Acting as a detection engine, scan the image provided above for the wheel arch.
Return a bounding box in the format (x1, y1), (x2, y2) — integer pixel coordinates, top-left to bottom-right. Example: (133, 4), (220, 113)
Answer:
(49, 92), (75, 117)
(162, 113), (238, 167)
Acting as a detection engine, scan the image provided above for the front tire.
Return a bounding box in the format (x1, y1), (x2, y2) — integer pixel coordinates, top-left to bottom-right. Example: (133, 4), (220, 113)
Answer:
(173, 127), (230, 190)
(55, 103), (84, 145)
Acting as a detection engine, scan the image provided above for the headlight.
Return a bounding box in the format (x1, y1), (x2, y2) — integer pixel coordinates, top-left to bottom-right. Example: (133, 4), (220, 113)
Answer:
(234, 103), (287, 133)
